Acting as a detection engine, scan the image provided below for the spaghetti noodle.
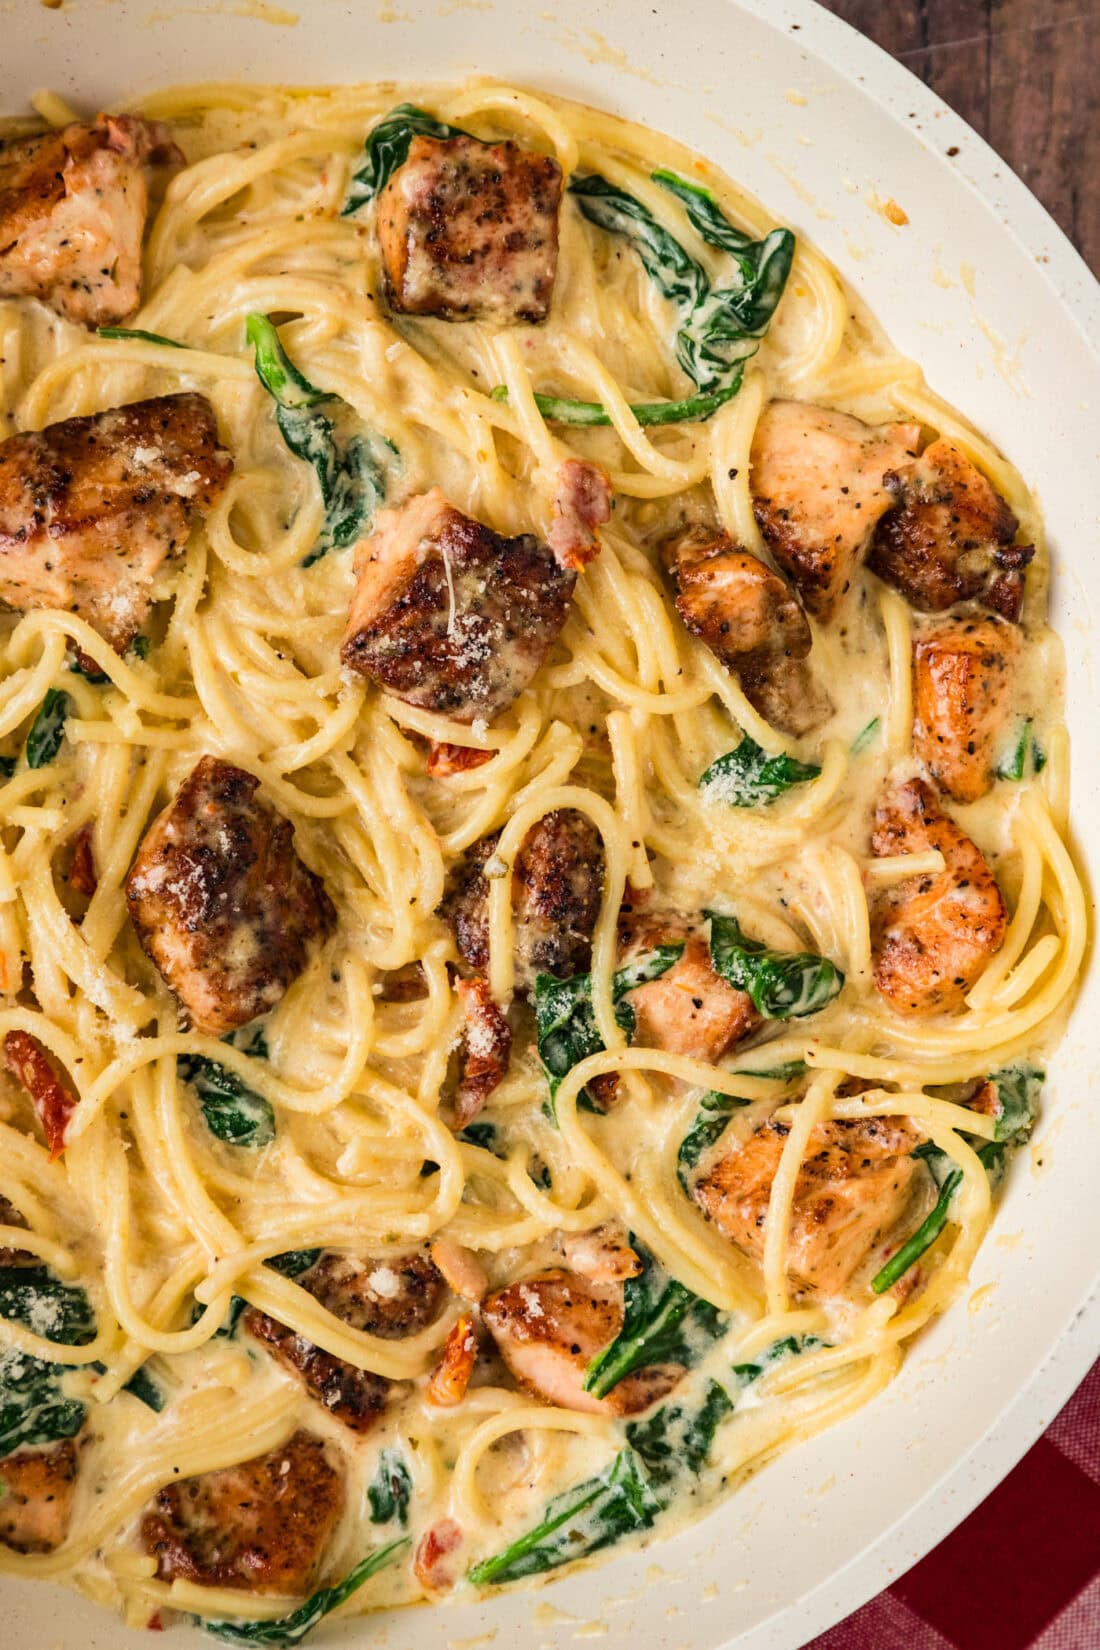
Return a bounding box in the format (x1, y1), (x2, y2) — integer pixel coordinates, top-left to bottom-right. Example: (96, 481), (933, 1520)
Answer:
(0, 78), (1083, 1637)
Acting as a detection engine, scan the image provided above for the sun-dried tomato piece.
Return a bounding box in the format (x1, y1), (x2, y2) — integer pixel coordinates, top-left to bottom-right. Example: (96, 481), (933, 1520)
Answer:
(3, 1030), (79, 1160)
(426, 1314), (479, 1408)
(426, 741), (494, 779)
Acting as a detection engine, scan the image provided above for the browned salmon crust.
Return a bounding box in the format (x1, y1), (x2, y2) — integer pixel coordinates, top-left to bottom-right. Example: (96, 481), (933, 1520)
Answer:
(913, 614), (1020, 803)
(482, 1269), (682, 1417)
(0, 1438), (81, 1553)
(664, 527), (812, 664)
(737, 653), (833, 739)
(694, 1116), (923, 1295)
(439, 808), (605, 992)
(869, 438), (1033, 621)
(140, 1431), (343, 1592)
(242, 1310), (392, 1434)
(0, 114), (181, 326)
(751, 400), (920, 621)
(243, 1252), (444, 1432)
(0, 393), (232, 651)
(301, 1251), (445, 1338)
(662, 525), (830, 736)
(125, 757), (335, 1036)
(377, 133), (562, 324)
(341, 489), (578, 722)
(871, 778), (1007, 1015)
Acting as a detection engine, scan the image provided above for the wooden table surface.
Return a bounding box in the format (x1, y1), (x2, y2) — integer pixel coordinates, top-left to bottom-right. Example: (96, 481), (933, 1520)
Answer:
(818, 1), (1099, 272)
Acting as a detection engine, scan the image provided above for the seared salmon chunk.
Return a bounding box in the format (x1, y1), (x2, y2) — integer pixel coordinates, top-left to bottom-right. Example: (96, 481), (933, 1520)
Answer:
(0, 393), (231, 652)
(126, 757), (335, 1035)
(751, 400), (920, 621)
(0, 114), (181, 326)
(0, 1438), (82, 1554)
(377, 132), (562, 324)
(244, 1251), (445, 1432)
(869, 438), (1033, 621)
(299, 1251), (446, 1339)
(913, 614), (1020, 803)
(871, 778), (1007, 1015)
(662, 525), (831, 736)
(241, 1312), (391, 1434)
(618, 907), (758, 1064)
(694, 1116), (923, 1295)
(341, 490), (581, 722)
(482, 1269), (682, 1416)
(140, 1431), (343, 1592)
(439, 808), (605, 992)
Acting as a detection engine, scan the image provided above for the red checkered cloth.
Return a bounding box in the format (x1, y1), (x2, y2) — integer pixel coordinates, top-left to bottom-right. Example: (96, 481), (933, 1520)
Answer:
(806, 1360), (1100, 1650)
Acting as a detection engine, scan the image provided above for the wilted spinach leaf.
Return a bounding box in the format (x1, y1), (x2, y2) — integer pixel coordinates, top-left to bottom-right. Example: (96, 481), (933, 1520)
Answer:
(731, 1333), (823, 1386)
(850, 717), (880, 755)
(467, 1448), (659, 1586)
(0, 1347), (87, 1457)
(997, 718), (1046, 781)
(879, 1065), (1044, 1293)
(178, 1055), (276, 1148)
(342, 104), (469, 216)
(990, 1064), (1044, 1144)
(583, 1242), (725, 1400)
(707, 911), (843, 1020)
(652, 167), (796, 322)
(122, 1364), (165, 1411)
(97, 326), (189, 347)
(457, 1121), (499, 1152)
(265, 1249), (321, 1279)
(0, 1266), (95, 1347)
(25, 689), (69, 769)
(734, 1059), (809, 1081)
(871, 1170), (962, 1295)
(700, 734), (820, 807)
(677, 1090), (751, 1190)
(0, 1265), (95, 1455)
(625, 1379), (733, 1484)
(367, 1447), (412, 1526)
(495, 167), (790, 429)
(247, 313), (395, 566)
(535, 946), (684, 1112)
(571, 170), (794, 394)
(489, 380), (744, 428)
